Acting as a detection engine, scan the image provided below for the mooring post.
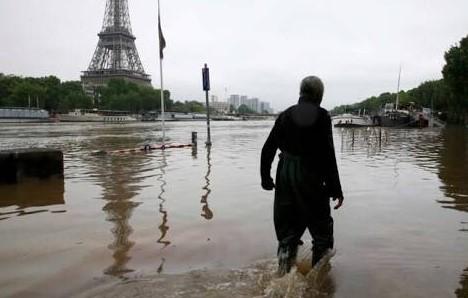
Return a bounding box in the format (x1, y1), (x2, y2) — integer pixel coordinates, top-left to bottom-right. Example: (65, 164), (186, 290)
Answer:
(191, 132), (198, 158)
(192, 131), (198, 146)
(379, 128), (382, 147)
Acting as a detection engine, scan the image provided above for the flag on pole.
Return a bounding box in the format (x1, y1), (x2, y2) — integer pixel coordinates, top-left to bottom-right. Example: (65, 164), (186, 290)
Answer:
(158, 12), (166, 59)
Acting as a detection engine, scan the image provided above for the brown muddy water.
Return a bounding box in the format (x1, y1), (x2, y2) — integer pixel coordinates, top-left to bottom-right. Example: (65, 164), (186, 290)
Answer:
(0, 122), (467, 298)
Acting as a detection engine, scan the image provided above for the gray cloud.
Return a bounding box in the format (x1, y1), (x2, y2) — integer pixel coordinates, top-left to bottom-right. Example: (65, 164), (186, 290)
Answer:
(1, 0), (467, 110)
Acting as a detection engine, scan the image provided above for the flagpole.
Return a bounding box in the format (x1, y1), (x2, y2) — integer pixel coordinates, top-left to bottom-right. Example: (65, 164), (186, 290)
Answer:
(396, 64), (401, 111)
(158, 0), (165, 146)
(159, 51), (165, 145)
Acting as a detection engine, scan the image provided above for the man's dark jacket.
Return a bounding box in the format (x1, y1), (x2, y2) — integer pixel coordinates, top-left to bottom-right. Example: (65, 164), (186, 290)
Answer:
(260, 97), (343, 198)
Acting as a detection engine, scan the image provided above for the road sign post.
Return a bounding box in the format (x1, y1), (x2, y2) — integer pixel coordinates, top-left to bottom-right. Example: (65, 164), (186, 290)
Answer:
(202, 64), (212, 146)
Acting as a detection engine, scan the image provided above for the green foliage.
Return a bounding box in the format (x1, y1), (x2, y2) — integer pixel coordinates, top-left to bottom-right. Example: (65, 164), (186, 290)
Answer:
(407, 80), (450, 111)
(0, 75), (208, 115)
(96, 79), (172, 113)
(237, 104), (255, 114)
(331, 92), (397, 115)
(171, 100), (206, 113)
(331, 34), (468, 124)
(229, 104), (236, 113)
(57, 81), (93, 112)
(0, 74), (91, 112)
(331, 80), (451, 116)
(442, 34), (468, 123)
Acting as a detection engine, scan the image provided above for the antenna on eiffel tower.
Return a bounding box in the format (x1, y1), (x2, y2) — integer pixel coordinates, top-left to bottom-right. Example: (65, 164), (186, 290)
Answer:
(157, 0), (167, 145)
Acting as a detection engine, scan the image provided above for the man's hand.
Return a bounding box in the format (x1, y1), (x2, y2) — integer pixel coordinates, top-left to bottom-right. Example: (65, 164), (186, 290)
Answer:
(261, 178), (275, 191)
(333, 196), (344, 209)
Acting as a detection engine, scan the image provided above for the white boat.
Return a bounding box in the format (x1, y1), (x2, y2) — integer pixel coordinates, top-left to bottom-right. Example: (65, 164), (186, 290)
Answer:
(141, 111), (243, 122)
(0, 107), (50, 123)
(58, 109), (137, 123)
(332, 113), (374, 127)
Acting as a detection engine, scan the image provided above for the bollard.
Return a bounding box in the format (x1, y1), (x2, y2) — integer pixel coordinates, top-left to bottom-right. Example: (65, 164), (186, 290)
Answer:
(192, 131), (198, 147)
(191, 131), (198, 158)
(379, 128), (382, 147)
(0, 148), (63, 184)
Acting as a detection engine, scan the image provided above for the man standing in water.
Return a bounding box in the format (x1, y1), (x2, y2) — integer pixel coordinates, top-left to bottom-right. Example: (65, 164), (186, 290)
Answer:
(261, 76), (344, 276)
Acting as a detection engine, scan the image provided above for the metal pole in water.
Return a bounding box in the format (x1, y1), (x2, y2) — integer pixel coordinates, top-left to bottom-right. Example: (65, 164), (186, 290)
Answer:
(192, 131), (198, 147)
(159, 59), (166, 145)
(191, 131), (198, 157)
(157, 0), (166, 146)
(379, 128), (382, 147)
(202, 63), (212, 146)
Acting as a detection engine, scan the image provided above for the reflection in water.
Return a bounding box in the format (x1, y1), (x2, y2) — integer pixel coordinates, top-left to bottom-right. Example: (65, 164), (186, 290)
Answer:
(192, 144), (198, 159)
(80, 133), (160, 278)
(0, 178), (65, 220)
(157, 152), (171, 248)
(437, 127), (468, 298)
(201, 147), (213, 220)
(457, 269), (468, 298)
(338, 127), (468, 297)
(97, 154), (144, 277)
(338, 127), (387, 155)
(157, 257), (166, 274)
(437, 127), (468, 212)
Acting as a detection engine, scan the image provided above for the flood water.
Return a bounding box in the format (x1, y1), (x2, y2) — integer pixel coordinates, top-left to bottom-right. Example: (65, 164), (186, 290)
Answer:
(0, 121), (467, 297)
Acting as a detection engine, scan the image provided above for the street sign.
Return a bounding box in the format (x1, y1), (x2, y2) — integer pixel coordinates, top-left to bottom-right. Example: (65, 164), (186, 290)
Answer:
(202, 63), (212, 146)
(202, 64), (210, 91)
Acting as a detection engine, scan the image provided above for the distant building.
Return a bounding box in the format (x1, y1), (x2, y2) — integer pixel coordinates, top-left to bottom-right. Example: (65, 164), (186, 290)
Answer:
(210, 95), (218, 103)
(228, 95), (240, 109)
(248, 97), (259, 113)
(260, 101), (273, 114)
(228, 93), (273, 113)
(210, 101), (231, 114)
(240, 95), (249, 106)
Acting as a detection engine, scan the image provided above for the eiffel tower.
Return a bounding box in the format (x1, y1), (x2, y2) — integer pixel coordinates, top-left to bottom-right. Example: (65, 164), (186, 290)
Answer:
(81, 0), (151, 93)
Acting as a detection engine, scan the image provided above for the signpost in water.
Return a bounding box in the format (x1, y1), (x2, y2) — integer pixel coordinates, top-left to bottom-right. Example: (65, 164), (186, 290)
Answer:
(202, 63), (212, 146)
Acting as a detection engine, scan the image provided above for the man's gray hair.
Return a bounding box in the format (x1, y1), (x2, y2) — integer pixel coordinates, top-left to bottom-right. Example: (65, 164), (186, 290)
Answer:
(300, 76), (324, 104)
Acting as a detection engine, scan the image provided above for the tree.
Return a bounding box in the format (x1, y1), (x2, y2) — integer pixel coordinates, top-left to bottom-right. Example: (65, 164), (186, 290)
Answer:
(238, 104), (255, 114)
(442, 34), (468, 123)
(0, 75), (95, 111)
(407, 80), (450, 111)
(184, 101), (206, 113)
(40, 76), (61, 111)
(97, 79), (173, 113)
(9, 81), (46, 107)
(229, 104), (236, 114)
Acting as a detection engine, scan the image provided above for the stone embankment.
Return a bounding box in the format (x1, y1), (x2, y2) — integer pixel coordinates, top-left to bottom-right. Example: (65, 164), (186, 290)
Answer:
(0, 149), (63, 184)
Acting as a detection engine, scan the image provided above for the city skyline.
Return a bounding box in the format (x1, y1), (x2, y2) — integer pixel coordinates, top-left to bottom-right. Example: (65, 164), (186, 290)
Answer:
(0, 0), (467, 110)
(207, 93), (274, 114)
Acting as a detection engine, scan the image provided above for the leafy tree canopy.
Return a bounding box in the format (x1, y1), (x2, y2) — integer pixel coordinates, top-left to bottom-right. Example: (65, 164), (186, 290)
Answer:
(238, 104), (256, 114)
(331, 34), (468, 124)
(442, 34), (468, 123)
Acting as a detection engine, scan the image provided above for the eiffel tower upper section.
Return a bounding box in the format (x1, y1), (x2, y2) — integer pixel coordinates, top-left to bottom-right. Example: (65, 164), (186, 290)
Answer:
(81, 0), (151, 91)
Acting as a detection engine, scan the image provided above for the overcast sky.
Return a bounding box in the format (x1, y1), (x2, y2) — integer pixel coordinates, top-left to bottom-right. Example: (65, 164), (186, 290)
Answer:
(0, 0), (467, 110)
